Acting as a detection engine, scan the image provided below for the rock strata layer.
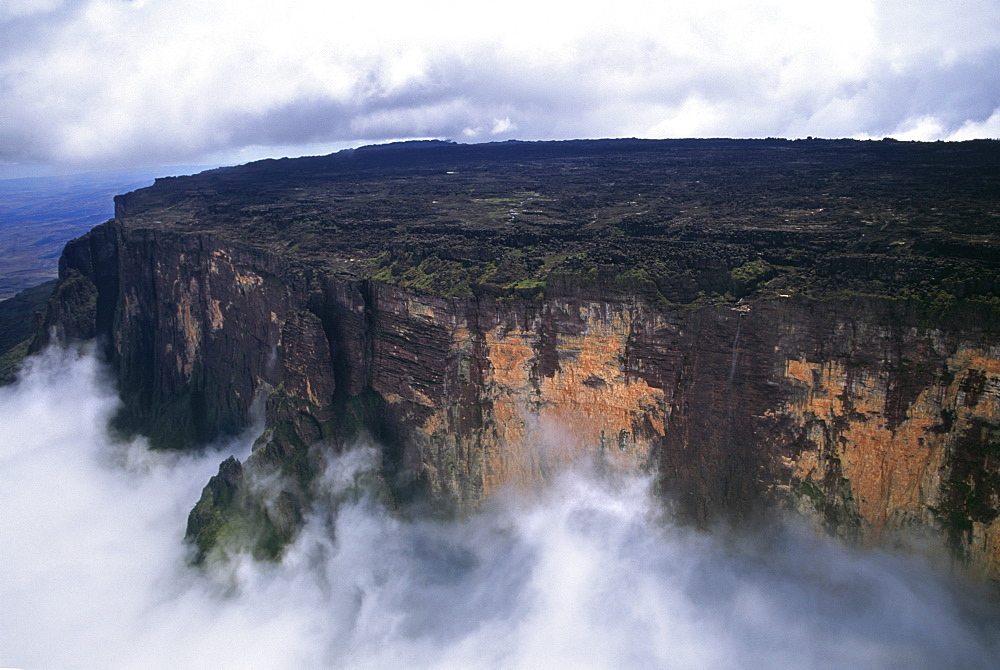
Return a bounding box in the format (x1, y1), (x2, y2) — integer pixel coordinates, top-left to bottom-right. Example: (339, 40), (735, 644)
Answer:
(37, 139), (1000, 577)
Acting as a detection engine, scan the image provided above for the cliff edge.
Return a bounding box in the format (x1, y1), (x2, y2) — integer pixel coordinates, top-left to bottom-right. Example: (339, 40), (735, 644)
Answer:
(37, 138), (1000, 577)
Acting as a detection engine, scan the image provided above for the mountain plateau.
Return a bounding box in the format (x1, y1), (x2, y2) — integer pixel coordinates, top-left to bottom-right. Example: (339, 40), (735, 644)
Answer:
(31, 138), (1000, 579)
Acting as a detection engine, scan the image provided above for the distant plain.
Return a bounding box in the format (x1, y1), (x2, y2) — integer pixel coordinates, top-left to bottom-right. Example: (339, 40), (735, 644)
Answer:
(0, 167), (210, 299)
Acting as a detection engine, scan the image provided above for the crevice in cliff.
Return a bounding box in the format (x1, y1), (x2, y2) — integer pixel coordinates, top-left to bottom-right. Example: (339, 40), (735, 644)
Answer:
(938, 418), (1000, 561)
(728, 310), (744, 385)
(314, 279), (417, 504)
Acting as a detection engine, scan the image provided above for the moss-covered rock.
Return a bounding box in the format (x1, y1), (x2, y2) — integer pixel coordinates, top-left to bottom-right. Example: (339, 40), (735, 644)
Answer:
(0, 280), (56, 383)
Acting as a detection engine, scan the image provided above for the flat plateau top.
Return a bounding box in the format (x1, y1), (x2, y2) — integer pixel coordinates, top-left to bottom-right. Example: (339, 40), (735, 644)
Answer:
(113, 138), (1000, 304)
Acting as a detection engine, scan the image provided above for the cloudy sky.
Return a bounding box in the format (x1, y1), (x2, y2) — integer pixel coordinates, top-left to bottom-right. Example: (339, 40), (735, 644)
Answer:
(1, 0), (999, 176)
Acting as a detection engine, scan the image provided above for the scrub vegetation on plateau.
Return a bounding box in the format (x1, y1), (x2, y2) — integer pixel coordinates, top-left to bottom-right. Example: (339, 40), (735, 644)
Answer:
(113, 138), (1000, 313)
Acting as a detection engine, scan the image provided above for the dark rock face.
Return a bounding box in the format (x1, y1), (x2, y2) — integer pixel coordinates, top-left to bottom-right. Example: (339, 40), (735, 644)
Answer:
(36, 139), (1000, 576)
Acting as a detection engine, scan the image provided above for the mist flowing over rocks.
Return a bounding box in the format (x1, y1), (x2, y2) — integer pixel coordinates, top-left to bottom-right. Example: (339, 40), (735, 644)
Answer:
(1, 347), (999, 669)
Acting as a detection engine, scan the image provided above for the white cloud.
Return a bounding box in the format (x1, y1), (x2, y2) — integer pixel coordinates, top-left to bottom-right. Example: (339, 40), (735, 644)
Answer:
(1, 346), (999, 668)
(2, 0), (998, 173)
(948, 109), (1000, 140)
(647, 96), (728, 138)
(491, 116), (516, 134)
(891, 114), (949, 141)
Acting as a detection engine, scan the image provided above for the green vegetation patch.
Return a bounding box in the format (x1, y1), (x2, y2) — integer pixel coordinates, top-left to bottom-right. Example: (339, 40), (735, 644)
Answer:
(372, 253), (487, 297)
(0, 339), (32, 385)
(0, 279), (56, 384)
(729, 259), (776, 297)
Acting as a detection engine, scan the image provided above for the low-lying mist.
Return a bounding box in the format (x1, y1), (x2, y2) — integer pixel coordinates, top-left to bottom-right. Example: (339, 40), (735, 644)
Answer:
(2, 347), (998, 669)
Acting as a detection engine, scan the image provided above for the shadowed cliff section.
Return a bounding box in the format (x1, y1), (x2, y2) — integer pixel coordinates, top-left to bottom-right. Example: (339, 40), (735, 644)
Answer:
(35, 138), (1000, 577)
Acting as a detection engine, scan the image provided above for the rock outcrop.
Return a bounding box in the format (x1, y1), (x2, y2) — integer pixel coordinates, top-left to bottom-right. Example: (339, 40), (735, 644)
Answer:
(37, 139), (1000, 577)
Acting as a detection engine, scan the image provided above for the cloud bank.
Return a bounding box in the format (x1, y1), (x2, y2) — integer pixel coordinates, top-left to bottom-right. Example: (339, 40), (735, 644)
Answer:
(2, 346), (999, 669)
(1, 0), (998, 174)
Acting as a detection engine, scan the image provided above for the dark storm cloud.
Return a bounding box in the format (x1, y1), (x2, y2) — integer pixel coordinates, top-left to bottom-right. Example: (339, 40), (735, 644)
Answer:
(1, 0), (998, 173)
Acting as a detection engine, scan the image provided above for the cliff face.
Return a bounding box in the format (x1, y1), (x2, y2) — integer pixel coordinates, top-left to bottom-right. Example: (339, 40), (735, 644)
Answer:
(353, 288), (1000, 578)
(38, 139), (1000, 577)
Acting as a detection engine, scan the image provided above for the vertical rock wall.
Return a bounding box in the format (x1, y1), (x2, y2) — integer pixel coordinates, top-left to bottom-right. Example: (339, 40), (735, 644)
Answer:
(40, 222), (1000, 577)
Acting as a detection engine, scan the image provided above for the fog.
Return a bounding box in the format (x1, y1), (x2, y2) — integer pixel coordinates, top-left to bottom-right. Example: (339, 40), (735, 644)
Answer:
(2, 346), (999, 669)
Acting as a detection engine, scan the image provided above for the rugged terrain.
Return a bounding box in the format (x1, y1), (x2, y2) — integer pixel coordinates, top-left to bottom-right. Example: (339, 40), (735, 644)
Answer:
(34, 138), (1000, 577)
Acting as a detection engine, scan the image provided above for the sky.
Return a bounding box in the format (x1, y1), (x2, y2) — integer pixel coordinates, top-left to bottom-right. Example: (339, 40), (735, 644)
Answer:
(1, 0), (999, 177)
(2, 345), (1000, 669)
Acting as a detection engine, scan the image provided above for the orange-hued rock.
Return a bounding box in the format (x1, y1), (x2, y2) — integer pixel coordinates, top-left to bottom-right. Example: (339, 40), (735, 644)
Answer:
(43, 223), (1000, 579)
(44, 220), (1000, 578)
(355, 290), (1000, 577)
(781, 358), (944, 535)
(780, 347), (1000, 578)
(32, 138), (1000, 571)
(477, 304), (664, 496)
(377, 300), (666, 509)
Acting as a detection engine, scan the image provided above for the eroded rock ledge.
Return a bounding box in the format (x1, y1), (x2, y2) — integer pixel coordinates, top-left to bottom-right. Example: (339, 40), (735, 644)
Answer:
(37, 138), (1000, 577)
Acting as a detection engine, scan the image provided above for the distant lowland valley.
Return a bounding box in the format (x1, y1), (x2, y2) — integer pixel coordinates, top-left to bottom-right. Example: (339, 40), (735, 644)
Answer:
(0, 167), (212, 299)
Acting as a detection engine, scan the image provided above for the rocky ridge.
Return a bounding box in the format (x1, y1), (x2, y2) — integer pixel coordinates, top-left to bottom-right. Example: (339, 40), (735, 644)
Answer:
(37, 138), (1000, 578)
